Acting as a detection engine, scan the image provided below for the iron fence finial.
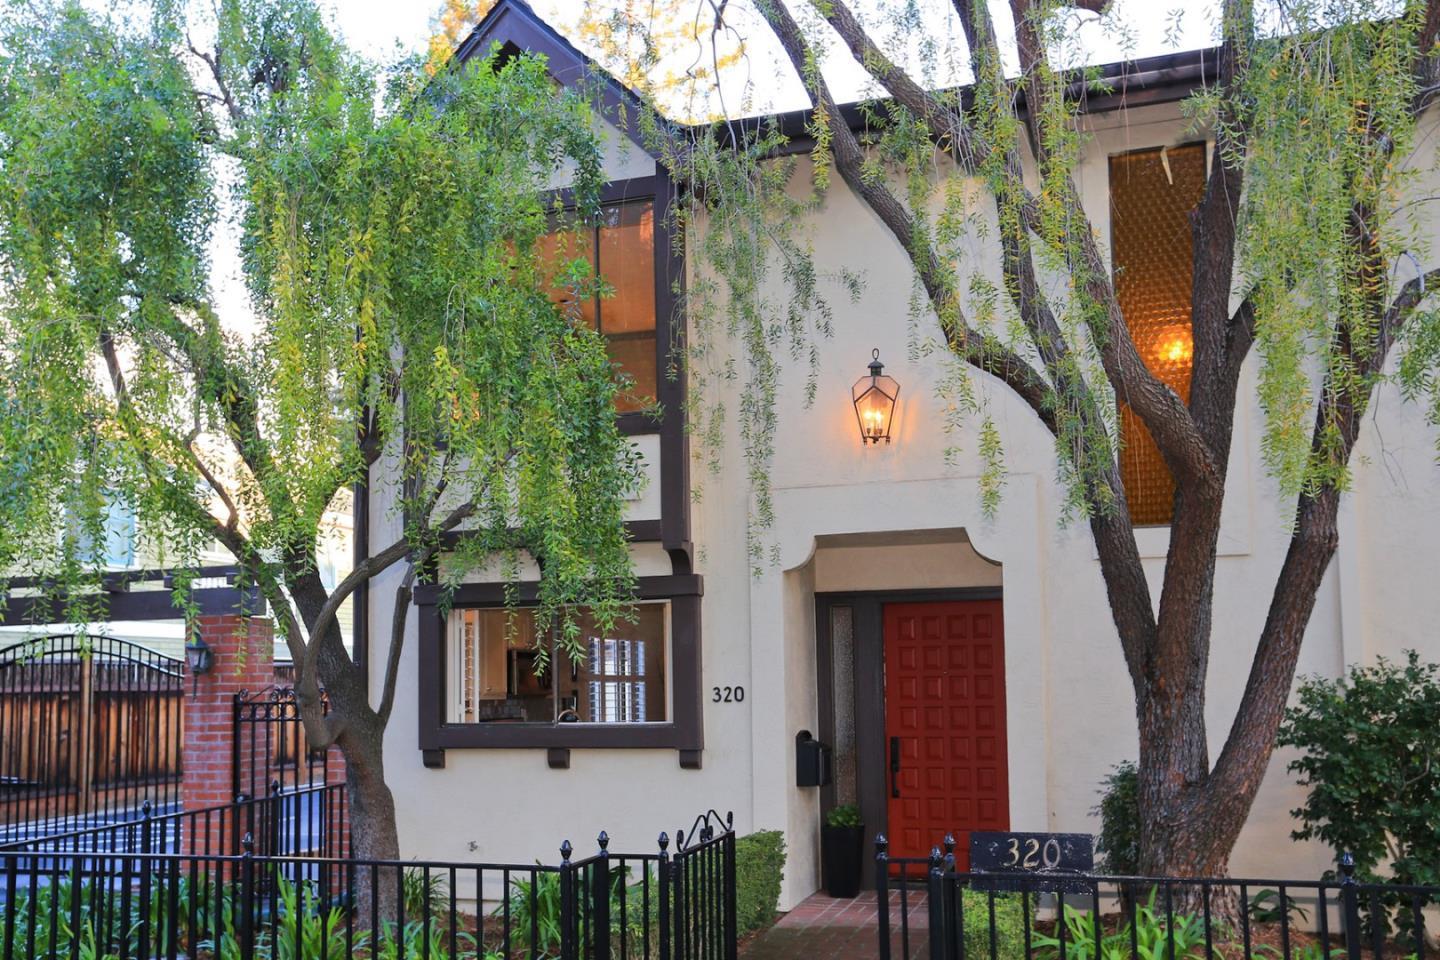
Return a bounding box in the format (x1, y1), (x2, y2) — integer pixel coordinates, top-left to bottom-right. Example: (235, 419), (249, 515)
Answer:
(598, 830), (610, 852)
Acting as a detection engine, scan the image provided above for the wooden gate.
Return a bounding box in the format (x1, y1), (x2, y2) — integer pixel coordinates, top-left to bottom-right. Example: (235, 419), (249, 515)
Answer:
(0, 634), (184, 842)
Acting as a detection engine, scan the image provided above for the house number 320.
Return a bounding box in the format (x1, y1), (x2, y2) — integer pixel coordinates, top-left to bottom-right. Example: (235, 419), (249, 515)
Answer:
(712, 686), (745, 703)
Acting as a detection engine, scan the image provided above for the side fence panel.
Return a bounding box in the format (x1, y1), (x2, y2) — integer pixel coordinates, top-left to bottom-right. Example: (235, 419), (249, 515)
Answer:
(0, 805), (733, 960)
(877, 838), (1435, 960)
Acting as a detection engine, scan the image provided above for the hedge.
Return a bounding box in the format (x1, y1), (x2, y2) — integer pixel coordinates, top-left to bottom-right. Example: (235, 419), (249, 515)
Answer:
(734, 830), (786, 935)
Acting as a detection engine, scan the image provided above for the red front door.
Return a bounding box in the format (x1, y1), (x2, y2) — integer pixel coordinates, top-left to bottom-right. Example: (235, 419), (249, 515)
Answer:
(883, 600), (1009, 868)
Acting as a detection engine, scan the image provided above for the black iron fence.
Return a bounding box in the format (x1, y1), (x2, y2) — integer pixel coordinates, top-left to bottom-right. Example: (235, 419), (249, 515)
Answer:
(878, 835), (1439, 960)
(0, 807), (735, 960)
(0, 782), (347, 861)
(0, 635), (184, 843)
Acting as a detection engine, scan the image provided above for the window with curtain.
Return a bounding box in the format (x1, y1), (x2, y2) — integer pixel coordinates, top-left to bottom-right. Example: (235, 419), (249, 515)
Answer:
(446, 603), (669, 724)
(1109, 143), (1207, 526)
(537, 199), (658, 413)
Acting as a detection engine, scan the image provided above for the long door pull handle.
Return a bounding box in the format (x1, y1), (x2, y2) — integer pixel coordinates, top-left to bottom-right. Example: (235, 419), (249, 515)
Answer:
(889, 736), (901, 798)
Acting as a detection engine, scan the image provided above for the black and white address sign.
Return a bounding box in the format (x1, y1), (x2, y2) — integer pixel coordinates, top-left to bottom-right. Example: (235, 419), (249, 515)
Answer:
(969, 832), (1094, 891)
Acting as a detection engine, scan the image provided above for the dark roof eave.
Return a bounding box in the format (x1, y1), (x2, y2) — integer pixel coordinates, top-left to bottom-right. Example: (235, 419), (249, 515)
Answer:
(685, 45), (1220, 147)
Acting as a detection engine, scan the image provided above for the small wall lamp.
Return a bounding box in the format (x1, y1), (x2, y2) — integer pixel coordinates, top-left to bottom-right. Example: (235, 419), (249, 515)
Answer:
(184, 633), (214, 696)
(852, 348), (900, 444)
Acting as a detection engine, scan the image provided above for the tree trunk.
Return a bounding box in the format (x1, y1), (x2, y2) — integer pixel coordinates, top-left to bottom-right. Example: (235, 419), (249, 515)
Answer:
(337, 710), (401, 921)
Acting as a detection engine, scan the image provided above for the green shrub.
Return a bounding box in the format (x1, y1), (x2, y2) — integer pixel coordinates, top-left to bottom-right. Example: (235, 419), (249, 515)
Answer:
(960, 888), (1027, 960)
(1279, 651), (1440, 939)
(734, 830), (785, 936)
(1094, 761), (1139, 875)
(825, 804), (862, 828)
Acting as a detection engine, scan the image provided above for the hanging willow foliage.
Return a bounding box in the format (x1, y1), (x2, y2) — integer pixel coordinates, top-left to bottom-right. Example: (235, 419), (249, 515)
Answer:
(0, 0), (643, 861)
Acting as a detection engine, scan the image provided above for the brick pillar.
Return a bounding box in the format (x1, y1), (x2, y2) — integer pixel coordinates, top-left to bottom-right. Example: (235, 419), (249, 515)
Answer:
(182, 614), (273, 856)
(324, 732), (350, 858)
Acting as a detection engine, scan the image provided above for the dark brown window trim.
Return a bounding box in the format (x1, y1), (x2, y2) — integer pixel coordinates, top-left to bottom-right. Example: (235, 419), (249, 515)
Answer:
(537, 172), (691, 575)
(416, 575), (703, 765)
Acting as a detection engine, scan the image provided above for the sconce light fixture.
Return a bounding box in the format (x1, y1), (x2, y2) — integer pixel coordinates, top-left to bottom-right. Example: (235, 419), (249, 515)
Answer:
(184, 632), (213, 696)
(852, 348), (900, 444)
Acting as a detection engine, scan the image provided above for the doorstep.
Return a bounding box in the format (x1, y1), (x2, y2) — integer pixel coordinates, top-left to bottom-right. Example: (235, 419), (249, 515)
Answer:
(742, 891), (930, 960)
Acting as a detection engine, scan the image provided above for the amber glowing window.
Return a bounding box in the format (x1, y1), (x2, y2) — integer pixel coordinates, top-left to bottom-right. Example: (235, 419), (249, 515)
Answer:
(539, 201), (657, 414)
(1109, 144), (1207, 525)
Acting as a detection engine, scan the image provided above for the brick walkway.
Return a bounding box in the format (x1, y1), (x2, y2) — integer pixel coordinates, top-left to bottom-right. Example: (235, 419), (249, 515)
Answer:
(742, 891), (931, 960)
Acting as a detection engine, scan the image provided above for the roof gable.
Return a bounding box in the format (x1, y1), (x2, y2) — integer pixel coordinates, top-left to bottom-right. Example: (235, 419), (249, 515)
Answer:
(451, 0), (661, 160)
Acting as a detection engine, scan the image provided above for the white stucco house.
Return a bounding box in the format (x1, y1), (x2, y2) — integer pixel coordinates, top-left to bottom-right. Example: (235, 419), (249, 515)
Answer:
(359, 0), (1440, 909)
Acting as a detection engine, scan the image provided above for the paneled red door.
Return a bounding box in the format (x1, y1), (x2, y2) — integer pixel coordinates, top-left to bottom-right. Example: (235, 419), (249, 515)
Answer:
(883, 600), (1009, 868)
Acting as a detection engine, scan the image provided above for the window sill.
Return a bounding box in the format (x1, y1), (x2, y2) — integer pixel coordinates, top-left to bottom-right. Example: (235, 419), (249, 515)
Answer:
(430, 721), (689, 750)
(1093, 522), (1252, 561)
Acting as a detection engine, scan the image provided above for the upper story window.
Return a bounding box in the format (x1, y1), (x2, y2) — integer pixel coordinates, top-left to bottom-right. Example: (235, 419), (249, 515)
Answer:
(538, 200), (657, 414)
(446, 602), (669, 725)
(1109, 143), (1207, 526)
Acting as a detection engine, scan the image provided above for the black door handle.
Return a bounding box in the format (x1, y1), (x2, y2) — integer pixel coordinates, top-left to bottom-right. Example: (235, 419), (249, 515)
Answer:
(890, 736), (901, 798)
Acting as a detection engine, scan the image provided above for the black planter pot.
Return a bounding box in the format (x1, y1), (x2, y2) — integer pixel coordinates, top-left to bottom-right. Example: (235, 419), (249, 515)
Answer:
(821, 823), (865, 898)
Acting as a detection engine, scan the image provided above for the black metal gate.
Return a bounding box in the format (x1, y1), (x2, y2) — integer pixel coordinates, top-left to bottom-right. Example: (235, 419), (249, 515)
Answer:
(231, 686), (332, 801)
(232, 685), (342, 860)
(0, 634), (184, 843)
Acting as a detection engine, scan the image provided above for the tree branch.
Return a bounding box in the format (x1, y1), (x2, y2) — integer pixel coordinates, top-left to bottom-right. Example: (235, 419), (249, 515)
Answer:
(955, 0), (1158, 679)
(1207, 265), (1440, 816)
(150, 296), (301, 532)
(809, 0), (988, 170)
(1414, 0), (1440, 104)
(757, 0), (1063, 434)
(999, 0), (1220, 491)
(377, 559), (423, 726)
(298, 497), (479, 684)
(187, 34), (242, 124)
(1188, 0), (1253, 446)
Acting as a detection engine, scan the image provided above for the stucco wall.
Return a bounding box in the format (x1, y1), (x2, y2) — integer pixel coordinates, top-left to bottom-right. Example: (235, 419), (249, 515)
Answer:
(364, 93), (1440, 911)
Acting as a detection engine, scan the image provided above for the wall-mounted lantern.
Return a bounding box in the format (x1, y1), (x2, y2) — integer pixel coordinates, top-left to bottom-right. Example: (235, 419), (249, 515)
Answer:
(852, 348), (900, 444)
(184, 632), (213, 696)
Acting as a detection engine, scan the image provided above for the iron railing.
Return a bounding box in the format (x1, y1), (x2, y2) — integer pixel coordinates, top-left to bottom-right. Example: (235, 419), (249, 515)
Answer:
(0, 635), (184, 843)
(0, 782), (347, 860)
(233, 687), (333, 801)
(0, 806), (736, 960)
(878, 835), (1439, 960)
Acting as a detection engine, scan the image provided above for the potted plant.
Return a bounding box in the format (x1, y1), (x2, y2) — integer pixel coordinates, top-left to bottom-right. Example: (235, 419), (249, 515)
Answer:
(821, 804), (864, 898)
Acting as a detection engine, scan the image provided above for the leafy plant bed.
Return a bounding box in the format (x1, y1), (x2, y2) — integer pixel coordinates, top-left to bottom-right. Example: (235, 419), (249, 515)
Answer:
(1027, 903), (1420, 960)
